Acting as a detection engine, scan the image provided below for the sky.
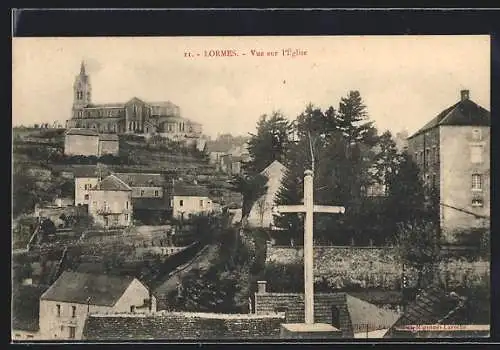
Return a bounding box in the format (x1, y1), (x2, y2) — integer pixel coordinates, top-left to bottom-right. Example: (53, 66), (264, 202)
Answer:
(12, 35), (490, 139)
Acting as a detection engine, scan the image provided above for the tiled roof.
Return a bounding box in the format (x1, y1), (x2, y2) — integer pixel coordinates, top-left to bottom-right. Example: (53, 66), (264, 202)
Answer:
(82, 312), (285, 340)
(99, 134), (119, 141)
(255, 292), (400, 338)
(133, 197), (170, 211)
(409, 99), (490, 139)
(40, 271), (135, 307)
(113, 173), (165, 187)
(384, 285), (466, 338)
(172, 182), (209, 197)
(66, 128), (99, 136)
(72, 164), (110, 178)
(93, 174), (132, 191)
(12, 284), (48, 332)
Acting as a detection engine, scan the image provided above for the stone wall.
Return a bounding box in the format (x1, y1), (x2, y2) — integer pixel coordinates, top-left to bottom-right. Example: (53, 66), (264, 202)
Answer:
(82, 311), (285, 340)
(266, 244), (489, 290)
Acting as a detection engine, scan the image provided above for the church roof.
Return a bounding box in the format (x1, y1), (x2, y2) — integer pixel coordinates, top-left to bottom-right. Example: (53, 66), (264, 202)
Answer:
(40, 271), (136, 307)
(93, 174), (132, 191)
(86, 103), (124, 109)
(408, 97), (490, 139)
(66, 128), (99, 136)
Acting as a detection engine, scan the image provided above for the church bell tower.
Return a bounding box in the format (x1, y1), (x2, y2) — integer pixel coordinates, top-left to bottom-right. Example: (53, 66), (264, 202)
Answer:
(72, 61), (92, 116)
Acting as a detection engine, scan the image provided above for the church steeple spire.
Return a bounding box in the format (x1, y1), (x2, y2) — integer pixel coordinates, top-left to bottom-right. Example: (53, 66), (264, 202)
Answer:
(80, 60), (86, 76)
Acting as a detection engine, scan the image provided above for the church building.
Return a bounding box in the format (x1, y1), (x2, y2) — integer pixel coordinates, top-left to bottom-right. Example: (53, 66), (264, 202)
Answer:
(65, 61), (202, 141)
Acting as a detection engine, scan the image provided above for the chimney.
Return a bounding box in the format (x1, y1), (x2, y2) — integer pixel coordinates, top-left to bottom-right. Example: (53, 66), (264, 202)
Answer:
(257, 280), (267, 294)
(461, 89), (470, 101)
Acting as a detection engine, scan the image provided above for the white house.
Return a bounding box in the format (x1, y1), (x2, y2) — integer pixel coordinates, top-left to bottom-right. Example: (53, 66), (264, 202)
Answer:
(170, 181), (214, 220)
(88, 174), (133, 228)
(247, 160), (287, 228)
(73, 165), (110, 207)
(38, 271), (156, 340)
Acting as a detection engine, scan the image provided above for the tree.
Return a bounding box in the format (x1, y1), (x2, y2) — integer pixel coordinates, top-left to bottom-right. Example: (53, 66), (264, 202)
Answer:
(245, 111), (293, 173)
(387, 152), (427, 229)
(371, 131), (402, 196)
(395, 220), (440, 290)
(336, 90), (378, 147)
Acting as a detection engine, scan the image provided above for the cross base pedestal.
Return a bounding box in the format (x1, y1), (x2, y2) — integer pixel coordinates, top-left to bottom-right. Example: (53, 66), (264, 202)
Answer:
(280, 323), (342, 339)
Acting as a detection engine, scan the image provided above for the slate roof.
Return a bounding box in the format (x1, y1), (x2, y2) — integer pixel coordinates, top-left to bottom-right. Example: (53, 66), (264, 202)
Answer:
(255, 291), (400, 338)
(66, 128), (99, 136)
(113, 173), (165, 187)
(40, 271), (135, 307)
(172, 182), (210, 197)
(384, 285), (467, 338)
(93, 174), (132, 191)
(133, 197), (170, 211)
(72, 164), (110, 178)
(12, 284), (48, 332)
(82, 312), (285, 340)
(99, 134), (119, 141)
(408, 98), (490, 139)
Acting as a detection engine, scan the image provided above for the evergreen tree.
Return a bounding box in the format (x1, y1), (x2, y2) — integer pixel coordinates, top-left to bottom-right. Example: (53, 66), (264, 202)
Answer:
(387, 152), (427, 231)
(245, 111), (293, 173)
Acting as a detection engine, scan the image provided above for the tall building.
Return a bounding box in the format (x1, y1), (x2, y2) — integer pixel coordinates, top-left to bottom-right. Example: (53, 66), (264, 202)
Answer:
(407, 89), (490, 243)
(65, 61), (202, 141)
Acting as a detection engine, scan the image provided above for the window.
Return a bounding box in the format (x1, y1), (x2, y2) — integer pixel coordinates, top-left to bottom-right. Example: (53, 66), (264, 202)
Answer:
(154, 190), (159, 197)
(471, 145), (483, 163)
(61, 325), (64, 331)
(179, 200), (184, 207)
(126, 201), (129, 209)
(68, 326), (76, 339)
(140, 190), (145, 196)
(414, 152), (418, 163)
(472, 129), (482, 141)
(472, 199), (483, 207)
(124, 214), (129, 221)
(130, 305), (136, 313)
(84, 194), (89, 200)
(72, 305), (76, 318)
(200, 199), (204, 208)
(425, 148), (430, 164)
(56, 304), (61, 317)
(472, 174), (482, 190)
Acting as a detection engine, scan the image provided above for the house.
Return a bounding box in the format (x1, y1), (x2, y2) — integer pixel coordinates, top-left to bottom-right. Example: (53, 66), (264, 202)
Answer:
(254, 280), (400, 338)
(38, 271), (156, 340)
(384, 285), (480, 338)
(88, 175), (133, 228)
(97, 133), (120, 156)
(11, 284), (47, 341)
(73, 165), (110, 207)
(113, 172), (170, 224)
(64, 128), (100, 157)
(64, 128), (120, 157)
(170, 181), (214, 220)
(247, 160), (287, 228)
(407, 89), (490, 243)
(82, 311), (285, 340)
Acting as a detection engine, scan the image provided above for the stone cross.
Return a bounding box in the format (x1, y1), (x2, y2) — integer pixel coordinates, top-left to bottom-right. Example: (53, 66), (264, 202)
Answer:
(272, 170), (345, 324)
